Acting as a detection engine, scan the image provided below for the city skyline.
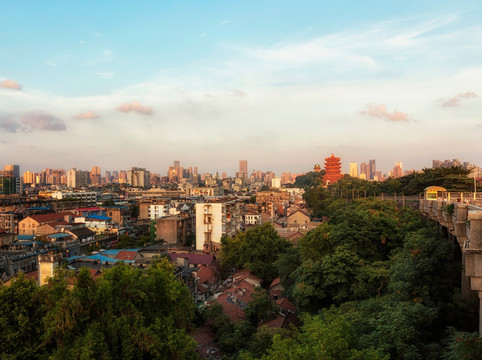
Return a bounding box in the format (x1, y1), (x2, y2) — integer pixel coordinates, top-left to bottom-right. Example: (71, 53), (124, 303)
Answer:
(1, 1), (481, 173)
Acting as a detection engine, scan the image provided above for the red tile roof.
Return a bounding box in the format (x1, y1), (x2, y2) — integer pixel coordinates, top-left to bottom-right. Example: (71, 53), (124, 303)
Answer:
(115, 251), (137, 261)
(261, 315), (285, 329)
(232, 269), (261, 286)
(192, 325), (222, 358)
(215, 280), (257, 322)
(194, 265), (218, 286)
(269, 277), (281, 288)
(29, 212), (77, 224)
(169, 253), (216, 267)
(276, 298), (297, 314)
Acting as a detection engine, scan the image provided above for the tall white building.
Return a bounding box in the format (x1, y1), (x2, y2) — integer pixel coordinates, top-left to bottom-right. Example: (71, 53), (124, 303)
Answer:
(195, 199), (242, 252)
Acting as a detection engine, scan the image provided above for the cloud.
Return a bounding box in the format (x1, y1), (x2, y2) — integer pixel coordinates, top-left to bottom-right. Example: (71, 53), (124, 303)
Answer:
(199, 33), (207, 38)
(96, 72), (113, 79)
(0, 114), (21, 133)
(220, 20), (231, 25)
(358, 103), (410, 122)
(20, 112), (66, 131)
(75, 110), (99, 120)
(0, 112), (66, 132)
(0, 79), (22, 90)
(439, 92), (478, 107)
(116, 101), (153, 115)
(46, 60), (57, 67)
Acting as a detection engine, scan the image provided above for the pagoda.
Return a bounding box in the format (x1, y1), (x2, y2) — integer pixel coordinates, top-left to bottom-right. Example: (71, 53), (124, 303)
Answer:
(323, 154), (343, 184)
(313, 164), (321, 172)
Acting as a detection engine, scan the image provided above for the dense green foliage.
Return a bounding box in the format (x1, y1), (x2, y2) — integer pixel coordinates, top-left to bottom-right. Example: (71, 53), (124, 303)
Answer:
(224, 197), (480, 359)
(219, 223), (292, 285)
(327, 166), (474, 197)
(0, 260), (197, 359)
(293, 171), (325, 188)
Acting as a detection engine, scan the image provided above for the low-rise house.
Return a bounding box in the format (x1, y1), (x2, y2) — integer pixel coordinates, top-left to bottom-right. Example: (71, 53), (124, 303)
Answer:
(18, 212), (77, 235)
(66, 227), (96, 243)
(287, 210), (310, 228)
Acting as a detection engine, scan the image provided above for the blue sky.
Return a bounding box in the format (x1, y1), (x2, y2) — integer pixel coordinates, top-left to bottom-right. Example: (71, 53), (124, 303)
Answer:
(1, 0), (481, 176)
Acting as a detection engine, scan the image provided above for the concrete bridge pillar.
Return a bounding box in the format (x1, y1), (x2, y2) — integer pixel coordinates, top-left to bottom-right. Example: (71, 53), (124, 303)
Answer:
(453, 204), (468, 243)
(467, 213), (482, 249)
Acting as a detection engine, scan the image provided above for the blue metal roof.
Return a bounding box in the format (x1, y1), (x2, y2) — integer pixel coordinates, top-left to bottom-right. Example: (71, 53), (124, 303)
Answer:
(48, 233), (71, 239)
(86, 215), (111, 221)
(29, 207), (52, 210)
(100, 249), (121, 256)
(18, 235), (36, 241)
(85, 254), (133, 264)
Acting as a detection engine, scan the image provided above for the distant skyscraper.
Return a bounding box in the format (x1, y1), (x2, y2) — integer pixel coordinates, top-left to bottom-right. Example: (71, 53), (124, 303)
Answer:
(369, 160), (376, 181)
(392, 162), (403, 178)
(127, 167), (150, 187)
(67, 168), (90, 188)
(349, 162), (358, 178)
(90, 166), (101, 186)
(239, 160), (248, 175)
(360, 163), (368, 179)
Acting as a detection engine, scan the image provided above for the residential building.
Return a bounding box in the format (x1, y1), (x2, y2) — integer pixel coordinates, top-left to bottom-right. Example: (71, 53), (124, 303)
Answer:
(195, 199), (242, 252)
(127, 167), (150, 187)
(0, 213), (15, 233)
(156, 215), (195, 244)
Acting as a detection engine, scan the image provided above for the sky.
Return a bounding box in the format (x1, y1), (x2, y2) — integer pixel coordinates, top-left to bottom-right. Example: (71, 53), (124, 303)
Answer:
(1, 0), (481, 176)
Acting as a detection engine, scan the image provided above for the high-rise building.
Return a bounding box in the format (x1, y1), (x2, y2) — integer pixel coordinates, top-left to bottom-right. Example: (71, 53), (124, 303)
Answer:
(392, 162), (403, 178)
(349, 162), (358, 178)
(369, 160), (376, 181)
(237, 160), (248, 181)
(1, 165), (22, 194)
(127, 167), (150, 187)
(23, 170), (35, 185)
(90, 166), (101, 186)
(4, 165), (20, 178)
(239, 160), (248, 174)
(360, 163), (368, 179)
(67, 168), (90, 188)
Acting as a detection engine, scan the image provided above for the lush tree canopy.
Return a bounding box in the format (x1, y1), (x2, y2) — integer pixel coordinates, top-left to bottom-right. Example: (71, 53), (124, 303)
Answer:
(219, 223), (292, 285)
(0, 259), (198, 360)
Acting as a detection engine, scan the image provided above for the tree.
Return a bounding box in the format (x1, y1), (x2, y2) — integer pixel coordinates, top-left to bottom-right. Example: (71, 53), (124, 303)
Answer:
(45, 260), (198, 359)
(243, 309), (388, 360)
(220, 223), (292, 285)
(244, 288), (278, 326)
(0, 274), (47, 359)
